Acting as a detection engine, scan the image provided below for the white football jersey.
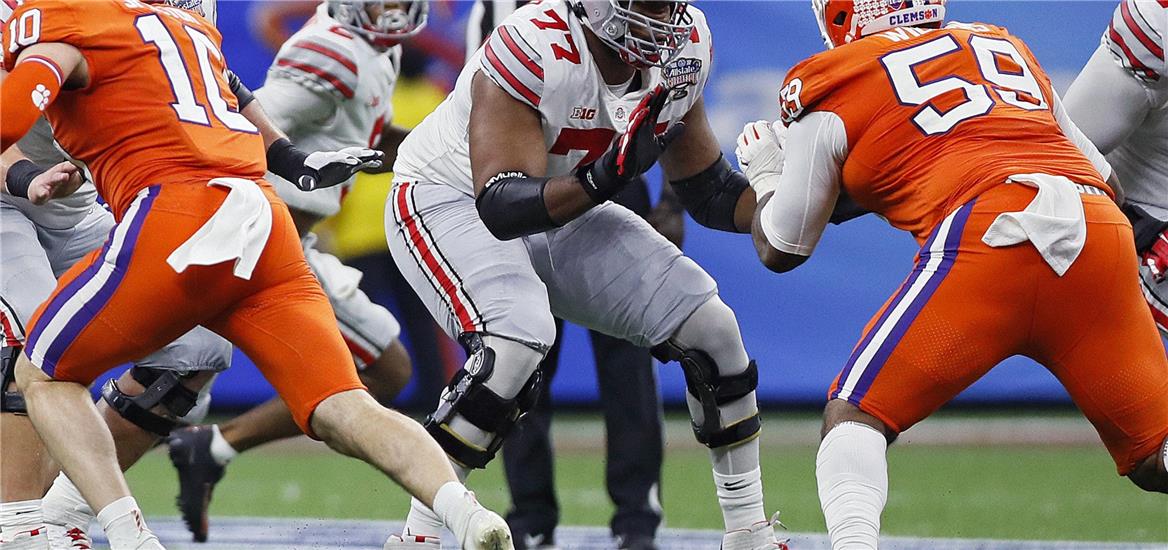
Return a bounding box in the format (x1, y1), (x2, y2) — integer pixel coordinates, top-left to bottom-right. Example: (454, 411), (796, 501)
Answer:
(258, 3), (400, 218)
(0, 5), (99, 230)
(1103, 0), (1167, 210)
(394, 0), (713, 196)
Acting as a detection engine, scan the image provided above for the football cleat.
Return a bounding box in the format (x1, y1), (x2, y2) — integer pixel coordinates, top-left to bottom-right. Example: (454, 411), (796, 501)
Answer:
(720, 512), (790, 550)
(383, 530), (441, 549)
(461, 508), (513, 550)
(47, 525), (94, 550)
(167, 426), (225, 542)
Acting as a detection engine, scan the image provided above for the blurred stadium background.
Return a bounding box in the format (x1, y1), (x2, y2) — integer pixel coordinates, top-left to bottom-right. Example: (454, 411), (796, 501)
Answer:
(95, 0), (1166, 546)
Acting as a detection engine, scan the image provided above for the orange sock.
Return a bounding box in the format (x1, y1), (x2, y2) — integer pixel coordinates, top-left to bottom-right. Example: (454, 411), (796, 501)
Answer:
(1, 56), (63, 150)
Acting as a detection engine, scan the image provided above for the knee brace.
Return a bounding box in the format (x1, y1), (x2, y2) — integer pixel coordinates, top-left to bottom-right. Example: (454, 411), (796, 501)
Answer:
(652, 341), (760, 448)
(424, 333), (542, 469)
(101, 366), (199, 437)
(1, 346), (26, 414)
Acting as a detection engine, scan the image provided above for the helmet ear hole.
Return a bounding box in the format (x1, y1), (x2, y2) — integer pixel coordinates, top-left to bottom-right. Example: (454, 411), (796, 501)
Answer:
(832, 11), (846, 25)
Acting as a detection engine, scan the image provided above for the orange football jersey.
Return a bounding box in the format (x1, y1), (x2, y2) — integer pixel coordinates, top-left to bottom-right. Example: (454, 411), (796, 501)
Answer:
(779, 22), (1107, 242)
(2, 0), (266, 218)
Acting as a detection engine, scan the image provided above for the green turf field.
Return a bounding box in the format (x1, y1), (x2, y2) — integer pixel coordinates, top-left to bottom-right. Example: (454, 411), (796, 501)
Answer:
(124, 414), (1168, 543)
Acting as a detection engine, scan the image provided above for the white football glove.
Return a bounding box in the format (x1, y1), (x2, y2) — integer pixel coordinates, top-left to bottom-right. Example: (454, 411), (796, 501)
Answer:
(299, 147), (384, 191)
(734, 120), (786, 201)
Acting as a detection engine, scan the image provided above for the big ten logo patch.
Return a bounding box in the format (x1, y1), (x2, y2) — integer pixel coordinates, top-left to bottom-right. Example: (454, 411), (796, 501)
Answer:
(570, 107), (597, 120)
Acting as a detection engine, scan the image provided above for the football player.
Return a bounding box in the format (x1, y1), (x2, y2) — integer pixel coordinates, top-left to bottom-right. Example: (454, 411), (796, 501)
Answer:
(0, 1), (512, 549)
(386, 1), (786, 549)
(165, 1), (427, 542)
(1063, 0), (1168, 337)
(738, 0), (1168, 547)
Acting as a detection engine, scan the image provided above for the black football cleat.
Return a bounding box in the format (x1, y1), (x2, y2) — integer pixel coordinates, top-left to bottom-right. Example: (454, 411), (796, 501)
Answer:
(167, 425), (225, 542)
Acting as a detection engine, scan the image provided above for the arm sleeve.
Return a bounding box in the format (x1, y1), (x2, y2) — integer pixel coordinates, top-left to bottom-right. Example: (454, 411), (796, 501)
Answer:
(1063, 44), (1156, 155)
(479, 24), (544, 109)
(759, 111), (847, 256)
(253, 77), (337, 135)
(1051, 90), (1114, 182)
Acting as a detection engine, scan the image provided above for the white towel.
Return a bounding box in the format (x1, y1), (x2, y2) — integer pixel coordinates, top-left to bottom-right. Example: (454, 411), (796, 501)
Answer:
(301, 233), (363, 299)
(167, 178), (272, 280)
(982, 173), (1086, 276)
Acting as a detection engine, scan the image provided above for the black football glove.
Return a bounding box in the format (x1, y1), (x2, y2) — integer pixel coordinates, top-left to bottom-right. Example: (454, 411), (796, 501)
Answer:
(576, 85), (686, 204)
(267, 138), (384, 192)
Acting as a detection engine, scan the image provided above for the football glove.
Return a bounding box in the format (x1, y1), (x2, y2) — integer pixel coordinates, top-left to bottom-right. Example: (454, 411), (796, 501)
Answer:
(734, 120), (785, 201)
(300, 147), (384, 191)
(577, 85), (685, 204)
(1142, 228), (1168, 282)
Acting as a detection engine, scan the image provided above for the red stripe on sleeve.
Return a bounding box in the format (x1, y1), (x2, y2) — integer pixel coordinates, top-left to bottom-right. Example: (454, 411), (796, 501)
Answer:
(484, 40), (541, 107)
(1120, 0), (1164, 60)
(1110, 27), (1160, 80)
(276, 59), (355, 98)
(497, 27), (544, 80)
(292, 40), (359, 74)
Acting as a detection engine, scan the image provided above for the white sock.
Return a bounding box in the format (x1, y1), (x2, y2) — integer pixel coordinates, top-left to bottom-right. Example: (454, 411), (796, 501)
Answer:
(0, 499), (47, 548)
(96, 496), (159, 550)
(816, 422), (888, 550)
(209, 425), (238, 466)
(430, 481), (482, 543)
(713, 464), (766, 532)
(403, 496), (446, 537)
(41, 473), (94, 532)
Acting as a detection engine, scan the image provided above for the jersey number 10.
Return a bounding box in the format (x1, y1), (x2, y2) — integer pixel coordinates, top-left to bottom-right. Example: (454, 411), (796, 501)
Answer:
(881, 34), (1048, 136)
(135, 14), (258, 133)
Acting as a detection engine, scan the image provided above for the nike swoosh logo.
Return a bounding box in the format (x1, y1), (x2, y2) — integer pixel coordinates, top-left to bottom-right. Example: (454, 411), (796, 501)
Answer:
(722, 480), (748, 491)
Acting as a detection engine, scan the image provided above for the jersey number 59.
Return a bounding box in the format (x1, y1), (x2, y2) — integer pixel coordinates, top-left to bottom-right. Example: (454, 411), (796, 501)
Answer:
(881, 34), (1048, 136)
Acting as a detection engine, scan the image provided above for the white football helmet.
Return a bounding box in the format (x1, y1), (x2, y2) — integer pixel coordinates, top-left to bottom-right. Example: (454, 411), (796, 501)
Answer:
(327, 1), (429, 49)
(568, 0), (694, 68)
(163, 0), (217, 25)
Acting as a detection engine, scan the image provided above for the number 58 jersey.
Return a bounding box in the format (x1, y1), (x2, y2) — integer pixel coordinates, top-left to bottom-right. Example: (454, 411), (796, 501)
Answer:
(393, 0), (712, 196)
(2, 0), (266, 218)
(779, 22), (1107, 242)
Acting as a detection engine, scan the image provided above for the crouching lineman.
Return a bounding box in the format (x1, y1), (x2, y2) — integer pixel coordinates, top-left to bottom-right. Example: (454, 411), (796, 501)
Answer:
(167, 1), (427, 541)
(738, 0), (1168, 547)
(386, 1), (787, 548)
(0, 0), (513, 548)
(1063, 0), (1168, 337)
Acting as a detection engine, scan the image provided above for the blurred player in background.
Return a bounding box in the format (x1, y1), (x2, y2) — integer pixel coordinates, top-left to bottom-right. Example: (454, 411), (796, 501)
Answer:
(0, 0), (514, 548)
(739, 0), (1168, 547)
(166, 1), (432, 541)
(388, 1), (790, 548)
(467, 2), (677, 548)
(1063, 0), (1168, 337)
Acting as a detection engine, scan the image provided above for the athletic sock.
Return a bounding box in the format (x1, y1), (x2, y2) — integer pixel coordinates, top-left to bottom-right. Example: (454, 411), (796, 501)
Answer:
(209, 425), (238, 466)
(404, 496), (446, 537)
(712, 463), (766, 532)
(0, 499), (47, 549)
(816, 422), (888, 550)
(41, 473), (94, 533)
(430, 481), (483, 544)
(96, 496), (160, 550)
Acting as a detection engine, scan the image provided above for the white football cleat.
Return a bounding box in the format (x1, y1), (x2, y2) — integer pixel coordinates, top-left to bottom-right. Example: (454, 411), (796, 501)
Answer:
(458, 508), (512, 550)
(384, 530), (441, 549)
(47, 524), (94, 550)
(720, 512), (789, 550)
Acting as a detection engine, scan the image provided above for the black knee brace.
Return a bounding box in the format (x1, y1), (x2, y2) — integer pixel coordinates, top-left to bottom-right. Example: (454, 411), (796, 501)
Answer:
(424, 333), (542, 469)
(1, 346), (26, 415)
(101, 366), (199, 437)
(652, 341), (761, 448)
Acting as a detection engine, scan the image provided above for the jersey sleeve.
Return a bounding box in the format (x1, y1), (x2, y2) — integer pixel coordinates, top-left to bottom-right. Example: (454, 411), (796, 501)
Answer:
(2, 0), (86, 71)
(1103, 0), (1167, 87)
(268, 27), (359, 101)
(778, 48), (861, 126)
(479, 23), (545, 109)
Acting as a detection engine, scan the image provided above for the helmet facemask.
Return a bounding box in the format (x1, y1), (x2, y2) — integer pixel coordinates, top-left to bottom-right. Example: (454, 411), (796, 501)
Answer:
(574, 0), (694, 69)
(328, 1), (429, 49)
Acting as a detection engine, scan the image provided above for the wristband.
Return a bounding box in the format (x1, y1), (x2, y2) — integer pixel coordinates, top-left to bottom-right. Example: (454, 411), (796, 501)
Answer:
(265, 138), (310, 189)
(5, 160), (46, 199)
(575, 152), (627, 205)
(226, 70), (256, 110)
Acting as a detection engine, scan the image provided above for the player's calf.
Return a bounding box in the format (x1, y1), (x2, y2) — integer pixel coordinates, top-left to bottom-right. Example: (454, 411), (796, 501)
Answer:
(360, 340), (413, 405)
(1127, 436), (1168, 493)
(816, 400), (894, 550)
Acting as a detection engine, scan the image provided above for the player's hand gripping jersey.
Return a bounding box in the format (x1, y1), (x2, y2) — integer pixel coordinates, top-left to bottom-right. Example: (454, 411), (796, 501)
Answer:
(258, 3), (402, 218)
(394, 0), (712, 194)
(779, 21), (1109, 242)
(2, 0), (266, 218)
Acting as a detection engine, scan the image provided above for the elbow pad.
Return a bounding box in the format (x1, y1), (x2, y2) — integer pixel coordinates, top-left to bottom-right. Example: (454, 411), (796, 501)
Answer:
(475, 172), (559, 240)
(669, 154), (748, 233)
(226, 69), (256, 110)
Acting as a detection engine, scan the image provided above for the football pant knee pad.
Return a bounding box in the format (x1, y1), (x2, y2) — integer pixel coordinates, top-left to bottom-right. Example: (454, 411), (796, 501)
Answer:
(424, 333), (542, 469)
(1, 345), (26, 415)
(101, 366), (200, 437)
(653, 341), (760, 448)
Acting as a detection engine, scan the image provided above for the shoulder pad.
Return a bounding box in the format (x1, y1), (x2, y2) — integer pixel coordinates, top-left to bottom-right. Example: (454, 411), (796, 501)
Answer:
(269, 24), (360, 100)
(1104, 0), (1167, 87)
(479, 21), (545, 109)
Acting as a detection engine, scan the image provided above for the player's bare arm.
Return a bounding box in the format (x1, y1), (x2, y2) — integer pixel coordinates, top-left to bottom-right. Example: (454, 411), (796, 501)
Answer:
(375, 124), (411, 170)
(659, 97), (755, 233)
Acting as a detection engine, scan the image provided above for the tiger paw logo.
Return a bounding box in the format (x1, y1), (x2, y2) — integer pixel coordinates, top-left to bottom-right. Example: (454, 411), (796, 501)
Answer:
(31, 84), (51, 111)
